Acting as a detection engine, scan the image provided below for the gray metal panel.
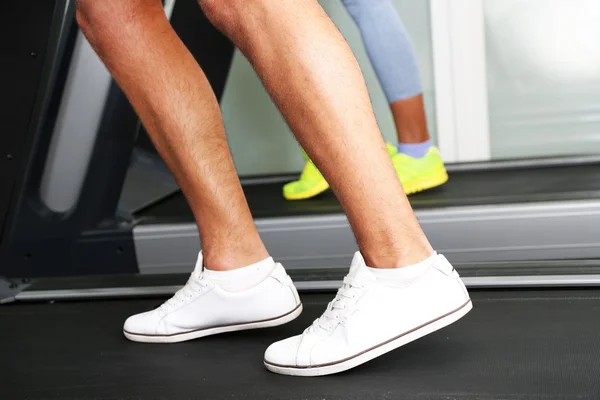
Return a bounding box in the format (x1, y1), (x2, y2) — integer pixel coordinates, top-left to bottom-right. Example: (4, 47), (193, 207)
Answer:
(420, 200), (600, 263)
(134, 199), (600, 274)
(119, 150), (180, 214)
(39, 32), (113, 213)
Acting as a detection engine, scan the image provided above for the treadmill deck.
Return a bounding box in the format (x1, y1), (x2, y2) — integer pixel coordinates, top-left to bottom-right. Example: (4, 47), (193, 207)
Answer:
(3, 289), (600, 399)
(138, 163), (600, 221)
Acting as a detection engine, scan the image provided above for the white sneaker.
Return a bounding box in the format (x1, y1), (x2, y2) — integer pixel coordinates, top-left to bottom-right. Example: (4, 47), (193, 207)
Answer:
(123, 253), (302, 343)
(264, 252), (471, 376)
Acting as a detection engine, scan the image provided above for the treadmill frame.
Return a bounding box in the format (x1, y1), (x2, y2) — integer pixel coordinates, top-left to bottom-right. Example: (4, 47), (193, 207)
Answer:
(134, 198), (600, 273)
(0, 1), (140, 278)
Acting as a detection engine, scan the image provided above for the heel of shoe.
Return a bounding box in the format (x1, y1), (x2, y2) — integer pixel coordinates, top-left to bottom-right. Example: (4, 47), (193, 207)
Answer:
(270, 263), (294, 285)
(433, 254), (471, 303)
(433, 254), (455, 276)
(288, 283), (301, 306)
(270, 263), (302, 308)
(454, 275), (470, 301)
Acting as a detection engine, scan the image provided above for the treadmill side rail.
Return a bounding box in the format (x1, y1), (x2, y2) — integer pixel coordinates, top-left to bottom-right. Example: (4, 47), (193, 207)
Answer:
(133, 199), (600, 274)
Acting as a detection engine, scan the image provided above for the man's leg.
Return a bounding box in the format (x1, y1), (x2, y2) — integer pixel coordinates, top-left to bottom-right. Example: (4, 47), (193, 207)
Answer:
(200, 0), (431, 267)
(196, 0), (470, 375)
(75, 0), (302, 343)
(76, 0), (265, 271)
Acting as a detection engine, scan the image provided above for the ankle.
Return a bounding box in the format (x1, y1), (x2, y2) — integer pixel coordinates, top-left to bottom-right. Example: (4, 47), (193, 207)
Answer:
(396, 139), (432, 158)
(203, 256), (275, 291)
(203, 245), (270, 272)
(202, 233), (270, 271)
(361, 242), (434, 269)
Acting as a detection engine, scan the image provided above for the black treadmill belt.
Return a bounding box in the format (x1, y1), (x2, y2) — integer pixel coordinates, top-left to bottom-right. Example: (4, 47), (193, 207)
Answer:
(137, 163), (600, 221)
(2, 290), (600, 399)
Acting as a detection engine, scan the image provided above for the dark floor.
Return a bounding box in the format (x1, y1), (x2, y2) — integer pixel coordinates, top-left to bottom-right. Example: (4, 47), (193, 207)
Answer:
(2, 289), (600, 400)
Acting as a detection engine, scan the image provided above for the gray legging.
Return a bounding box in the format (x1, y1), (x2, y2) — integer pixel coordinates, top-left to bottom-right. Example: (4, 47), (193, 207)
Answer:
(341, 0), (423, 104)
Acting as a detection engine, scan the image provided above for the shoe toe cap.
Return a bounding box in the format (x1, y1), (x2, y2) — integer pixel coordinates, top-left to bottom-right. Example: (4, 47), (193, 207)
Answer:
(264, 335), (304, 367)
(123, 310), (163, 336)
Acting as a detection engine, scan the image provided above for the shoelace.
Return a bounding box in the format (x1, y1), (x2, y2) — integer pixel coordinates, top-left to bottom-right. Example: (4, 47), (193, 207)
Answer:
(158, 273), (209, 314)
(309, 275), (365, 335)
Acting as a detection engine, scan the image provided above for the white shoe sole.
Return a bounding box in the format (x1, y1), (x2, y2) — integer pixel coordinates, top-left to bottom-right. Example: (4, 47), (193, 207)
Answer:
(124, 303), (303, 344)
(264, 299), (472, 377)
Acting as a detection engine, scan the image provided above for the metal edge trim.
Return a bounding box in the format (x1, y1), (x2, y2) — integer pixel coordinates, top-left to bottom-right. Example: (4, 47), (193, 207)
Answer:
(13, 275), (600, 302)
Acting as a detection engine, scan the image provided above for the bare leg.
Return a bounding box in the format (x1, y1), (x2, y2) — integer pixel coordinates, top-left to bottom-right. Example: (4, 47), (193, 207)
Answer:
(201, 0), (432, 267)
(75, 0), (268, 271)
(390, 94), (431, 144)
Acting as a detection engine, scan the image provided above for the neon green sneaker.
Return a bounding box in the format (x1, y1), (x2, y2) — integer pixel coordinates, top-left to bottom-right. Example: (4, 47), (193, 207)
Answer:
(283, 144), (397, 201)
(389, 145), (448, 195)
(282, 149), (330, 201)
(283, 143), (448, 200)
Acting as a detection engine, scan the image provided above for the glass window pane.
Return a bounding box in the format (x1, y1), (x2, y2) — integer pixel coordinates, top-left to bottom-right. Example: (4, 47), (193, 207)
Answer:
(485, 0), (600, 159)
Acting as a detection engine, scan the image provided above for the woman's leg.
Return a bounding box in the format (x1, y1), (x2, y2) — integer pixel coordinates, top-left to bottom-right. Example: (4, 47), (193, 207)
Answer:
(341, 0), (448, 195)
(342, 0), (431, 153)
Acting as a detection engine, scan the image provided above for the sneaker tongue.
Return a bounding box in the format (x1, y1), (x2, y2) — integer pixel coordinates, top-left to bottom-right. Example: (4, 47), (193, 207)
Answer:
(347, 252), (374, 282)
(193, 251), (204, 277)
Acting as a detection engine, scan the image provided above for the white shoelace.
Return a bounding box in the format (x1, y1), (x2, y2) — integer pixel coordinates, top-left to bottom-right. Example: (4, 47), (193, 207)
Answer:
(309, 275), (365, 335)
(158, 273), (209, 314)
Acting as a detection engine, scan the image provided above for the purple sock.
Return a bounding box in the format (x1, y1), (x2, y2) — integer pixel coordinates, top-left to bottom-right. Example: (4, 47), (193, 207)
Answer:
(397, 139), (432, 158)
